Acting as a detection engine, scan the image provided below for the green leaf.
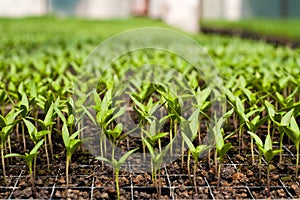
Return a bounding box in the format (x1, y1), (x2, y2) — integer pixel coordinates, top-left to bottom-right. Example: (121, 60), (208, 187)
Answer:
(69, 140), (82, 154)
(264, 134), (272, 152)
(36, 130), (49, 141)
(44, 103), (55, 127)
(30, 139), (44, 155)
(62, 123), (70, 147)
(93, 90), (102, 111)
(143, 138), (155, 159)
(248, 131), (263, 147)
(6, 109), (23, 125)
(218, 142), (232, 159)
(23, 119), (37, 142)
(81, 105), (96, 126)
(95, 156), (111, 164)
(155, 138), (174, 165)
(5, 153), (23, 158)
(0, 115), (6, 128)
(69, 130), (81, 140)
(213, 119), (224, 151)
(106, 106), (126, 126)
(283, 126), (298, 144)
(223, 108), (234, 120)
(264, 100), (276, 118)
(290, 116), (300, 135)
(54, 106), (67, 124)
(235, 96), (248, 122)
(67, 114), (75, 126)
(264, 149), (273, 163)
(195, 145), (209, 158)
(151, 132), (169, 142)
(188, 109), (199, 139)
(118, 148), (138, 165)
(281, 109), (294, 126)
(225, 88), (235, 104)
(182, 132), (196, 153)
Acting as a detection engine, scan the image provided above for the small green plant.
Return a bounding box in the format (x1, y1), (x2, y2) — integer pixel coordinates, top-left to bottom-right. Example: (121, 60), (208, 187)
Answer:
(62, 123), (82, 189)
(94, 89), (125, 164)
(282, 114), (300, 176)
(96, 148), (137, 200)
(23, 119), (49, 179)
(248, 132), (282, 196)
(211, 109), (234, 188)
(0, 109), (22, 184)
(213, 119), (232, 188)
(143, 137), (172, 197)
(181, 131), (209, 193)
(5, 139), (44, 197)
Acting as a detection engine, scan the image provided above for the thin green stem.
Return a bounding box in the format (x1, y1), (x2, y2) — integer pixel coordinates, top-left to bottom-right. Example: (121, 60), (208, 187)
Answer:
(251, 137), (254, 165)
(296, 142), (299, 177)
(169, 119), (173, 156)
(187, 150), (191, 179)
(22, 122), (26, 152)
(48, 126), (53, 160)
(279, 133), (284, 164)
(44, 135), (50, 170)
(259, 153), (262, 180)
(7, 136), (12, 163)
(157, 168), (161, 198)
(100, 128), (104, 170)
(181, 135), (185, 169)
(193, 160), (198, 194)
(66, 155), (70, 189)
(33, 155), (37, 180)
(267, 164), (270, 197)
(29, 160), (36, 198)
(115, 169), (120, 200)
(217, 159), (221, 189)
(1, 146), (7, 185)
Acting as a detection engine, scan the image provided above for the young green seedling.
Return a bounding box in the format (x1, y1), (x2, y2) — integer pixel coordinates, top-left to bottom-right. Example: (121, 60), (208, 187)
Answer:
(17, 91), (31, 152)
(38, 102), (56, 162)
(62, 123), (82, 189)
(23, 118), (49, 179)
(180, 109), (200, 172)
(261, 134), (282, 197)
(248, 131), (264, 179)
(235, 96), (249, 153)
(96, 148), (137, 200)
(142, 137), (173, 197)
(248, 132), (282, 196)
(209, 109), (234, 188)
(245, 106), (267, 165)
(142, 116), (172, 152)
(182, 131), (209, 193)
(95, 89), (125, 160)
(265, 101), (294, 163)
(5, 139), (44, 197)
(213, 118), (232, 188)
(282, 114), (300, 177)
(0, 109), (22, 184)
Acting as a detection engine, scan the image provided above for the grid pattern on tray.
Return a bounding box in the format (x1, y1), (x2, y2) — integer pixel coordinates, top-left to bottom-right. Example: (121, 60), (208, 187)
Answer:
(1, 145), (299, 199)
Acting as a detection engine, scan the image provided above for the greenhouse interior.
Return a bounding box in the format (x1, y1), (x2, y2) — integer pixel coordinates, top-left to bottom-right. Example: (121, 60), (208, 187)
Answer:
(0, 0), (300, 199)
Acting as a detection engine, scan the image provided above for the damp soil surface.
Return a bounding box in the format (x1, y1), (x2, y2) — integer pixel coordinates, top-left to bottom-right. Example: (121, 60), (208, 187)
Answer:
(1, 124), (300, 199)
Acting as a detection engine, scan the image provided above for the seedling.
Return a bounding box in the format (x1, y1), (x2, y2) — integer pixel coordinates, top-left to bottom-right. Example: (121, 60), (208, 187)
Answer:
(248, 132), (282, 196)
(5, 139), (44, 197)
(96, 148), (137, 200)
(282, 115), (300, 176)
(62, 123), (82, 189)
(213, 118), (232, 188)
(182, 131), (209, 193)
(0, 109), (22, 184)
